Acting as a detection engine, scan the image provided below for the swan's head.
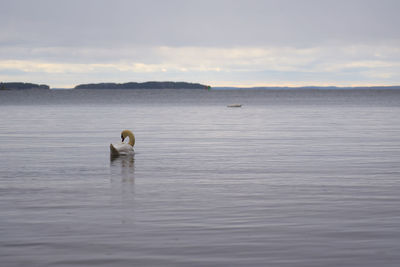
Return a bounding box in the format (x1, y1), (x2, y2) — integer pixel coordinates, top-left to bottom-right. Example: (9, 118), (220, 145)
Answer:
(121, 129), (135, 147)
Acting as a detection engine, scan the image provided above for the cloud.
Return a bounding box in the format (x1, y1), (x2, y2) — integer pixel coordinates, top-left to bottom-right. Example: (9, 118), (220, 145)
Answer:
(1, 44), (400, 87)
(1, 0), (400, 47)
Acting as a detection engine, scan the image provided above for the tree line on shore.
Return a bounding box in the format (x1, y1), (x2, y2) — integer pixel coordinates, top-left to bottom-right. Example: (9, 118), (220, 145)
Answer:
(0, 81), (210, 90)
(0, 82), (50, 90)
(74, 81), (209, 90)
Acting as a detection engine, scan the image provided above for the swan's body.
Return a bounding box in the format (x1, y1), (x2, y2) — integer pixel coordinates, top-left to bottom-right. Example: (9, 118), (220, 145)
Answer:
(110, 130), (135, 157)
(110, 142), (133, 155)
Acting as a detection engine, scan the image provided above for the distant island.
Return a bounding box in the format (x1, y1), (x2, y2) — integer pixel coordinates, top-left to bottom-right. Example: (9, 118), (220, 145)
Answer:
(75, 81), (210, 90)
(0, 82), (50, 90)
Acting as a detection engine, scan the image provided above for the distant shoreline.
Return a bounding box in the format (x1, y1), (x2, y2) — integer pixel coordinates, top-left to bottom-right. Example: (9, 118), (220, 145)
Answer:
(0, 82), (50, 90)
(2, 81), (400, 91)
(212, 86), (400, 90)
(74, 81), (210, 90)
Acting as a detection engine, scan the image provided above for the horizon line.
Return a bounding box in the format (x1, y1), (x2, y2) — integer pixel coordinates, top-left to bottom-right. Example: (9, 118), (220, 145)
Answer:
(3, 80), (400, 89)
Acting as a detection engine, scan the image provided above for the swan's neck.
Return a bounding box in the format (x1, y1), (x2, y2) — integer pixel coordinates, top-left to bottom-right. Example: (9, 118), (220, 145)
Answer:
(121, 130), (135, 147)
(127, 132), (135, 146)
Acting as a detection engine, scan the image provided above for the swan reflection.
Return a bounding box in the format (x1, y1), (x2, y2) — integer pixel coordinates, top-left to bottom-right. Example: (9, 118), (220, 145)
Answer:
(109, 153), (136, 222)
(110, 153), (135, 183)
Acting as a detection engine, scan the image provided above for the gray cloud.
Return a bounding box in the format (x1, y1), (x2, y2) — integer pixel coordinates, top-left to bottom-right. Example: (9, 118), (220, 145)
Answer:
(1, 0), (399, 47)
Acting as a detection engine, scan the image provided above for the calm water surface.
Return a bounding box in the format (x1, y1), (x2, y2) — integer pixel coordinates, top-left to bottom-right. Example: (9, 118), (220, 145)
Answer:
(1, 89), (400, 266)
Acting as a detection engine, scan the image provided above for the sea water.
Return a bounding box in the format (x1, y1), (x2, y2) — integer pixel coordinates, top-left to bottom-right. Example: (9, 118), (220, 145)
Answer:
(0, 89), (400, 266)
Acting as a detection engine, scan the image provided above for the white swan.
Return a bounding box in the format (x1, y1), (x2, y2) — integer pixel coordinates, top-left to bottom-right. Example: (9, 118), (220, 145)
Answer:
(110, 130), (135, 157)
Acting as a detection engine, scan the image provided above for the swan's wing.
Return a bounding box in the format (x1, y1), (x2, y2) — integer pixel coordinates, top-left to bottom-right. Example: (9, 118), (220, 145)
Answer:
(110, 143), (120, 156)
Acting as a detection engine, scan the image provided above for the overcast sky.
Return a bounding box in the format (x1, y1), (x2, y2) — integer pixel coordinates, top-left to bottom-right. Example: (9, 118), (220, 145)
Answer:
(1, 0), (399, 87)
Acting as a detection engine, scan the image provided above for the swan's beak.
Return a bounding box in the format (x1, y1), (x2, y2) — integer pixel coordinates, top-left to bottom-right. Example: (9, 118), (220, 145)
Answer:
(121, 135), (125, 142)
